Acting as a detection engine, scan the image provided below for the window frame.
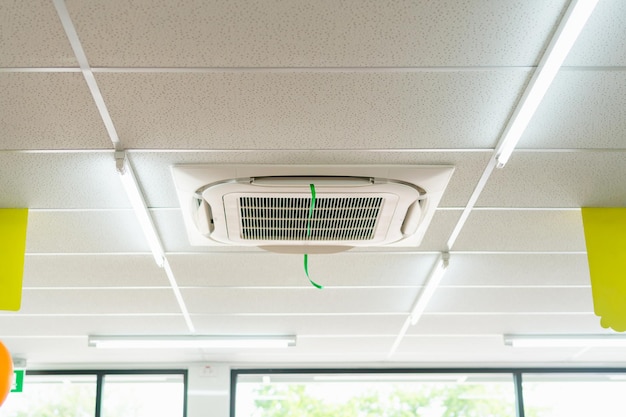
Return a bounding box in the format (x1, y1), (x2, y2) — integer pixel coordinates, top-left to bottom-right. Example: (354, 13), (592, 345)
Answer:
(230, 367), (626, 417)
(10, 369), (188, 417)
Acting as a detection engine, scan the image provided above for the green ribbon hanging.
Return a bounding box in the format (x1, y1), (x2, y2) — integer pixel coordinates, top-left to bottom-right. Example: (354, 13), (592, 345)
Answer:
(304, 184), (323, 289)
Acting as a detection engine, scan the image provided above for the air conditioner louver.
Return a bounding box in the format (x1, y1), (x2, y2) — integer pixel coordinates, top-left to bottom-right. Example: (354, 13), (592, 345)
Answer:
(172, 165), (454, 253)
(239, 196), (383, 241)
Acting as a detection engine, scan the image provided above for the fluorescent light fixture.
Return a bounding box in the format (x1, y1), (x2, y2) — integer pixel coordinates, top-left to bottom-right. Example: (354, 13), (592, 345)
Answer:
(504, 334), (626, 348)
(115, 151), (165, 267)
(495, 0), (598, 168)
(410, 253), (449, 325)
(88, 335), (297, 349)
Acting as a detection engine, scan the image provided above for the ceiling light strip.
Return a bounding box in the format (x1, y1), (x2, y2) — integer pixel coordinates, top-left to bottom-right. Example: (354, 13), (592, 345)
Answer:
(409, 253), (449, 326)
(115, 153), (165, 267)
(52, 0), (121, 149)
(387, 252), (449, 357)
(115, 152), (196, 333)
(163, 259), (196, 333)
(445, 1), (597, 259)
(504, 334), (626, 348)
(446, 157), (498, 250)
(88, 335), (296, 349)
(387, 316), (411, 358)
(494, 0), (598, 168)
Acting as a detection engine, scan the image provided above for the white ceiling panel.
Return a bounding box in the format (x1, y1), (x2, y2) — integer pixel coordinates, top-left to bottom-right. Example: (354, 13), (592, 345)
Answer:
(452, 210), (586, 252)
(0, 315), (187, 336)
(18, 289), (181, 314)
(66, 0), (565, 67)
(181, 288), (417, 314)
(427, 288), (593, 314)
(23, 255), (169, 288)
(191, 314), (406, 336)
(410, 313), (604, 335)
(0, 152), (129, 209)
(95, 72), (529, 150)
(25, 210), (150, 254)
(130, 151), (491, 208)
(443, 254), (590, 286)
(565, 0), (626, 67)
(0, 0), (77, 67)
(477, 151), (626, 208)
(517, 71), (626, 149)
(0, 73), (112, 150)
(171, 253), (438, 288)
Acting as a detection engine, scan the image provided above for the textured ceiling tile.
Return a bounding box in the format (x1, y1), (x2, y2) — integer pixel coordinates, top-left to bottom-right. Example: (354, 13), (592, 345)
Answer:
(0, 0), (77, 67)
(170, 253), (438, 288)
(0, 152), (130, 209)
(66, 0), (565, 67)
(452, 210), (586, 252)
(23, 255), (169, 288)
(518, 72), (626, 149)
(18, 288), (181, 314)
(477, 152), (626, 208)
(410, 313), (603, 335)
(0, 73), (111, 150)
(443, 254), (590, 286)
(181, 288), (416, 314)
(95, 72), (528, 150)
(0, 315), (187, 336)
(565, 0), (626, 66)
(191, 315), (405, 336)
(25, 211), (150, 254)
(428, 288), (593, 313)
(130, 151), (491, 209)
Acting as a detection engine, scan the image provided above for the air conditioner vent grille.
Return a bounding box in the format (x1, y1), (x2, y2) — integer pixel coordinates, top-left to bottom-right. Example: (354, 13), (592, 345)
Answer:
(239, 196), (383, 241)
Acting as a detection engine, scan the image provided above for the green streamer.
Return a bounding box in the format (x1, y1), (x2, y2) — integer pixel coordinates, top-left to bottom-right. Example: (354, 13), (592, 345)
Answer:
(304, 184), (323, 289)
(307, 183), (316, 237)
(304, 254), (323, 289)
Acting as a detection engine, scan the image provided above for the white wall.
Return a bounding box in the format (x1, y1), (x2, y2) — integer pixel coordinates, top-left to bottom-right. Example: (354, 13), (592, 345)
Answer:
(187, 364), (231, 417)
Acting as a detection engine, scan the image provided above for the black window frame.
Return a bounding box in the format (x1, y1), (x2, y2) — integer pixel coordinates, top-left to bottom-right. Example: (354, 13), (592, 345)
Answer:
(15, 369), (188, 417)
(230, 367), (626, 417)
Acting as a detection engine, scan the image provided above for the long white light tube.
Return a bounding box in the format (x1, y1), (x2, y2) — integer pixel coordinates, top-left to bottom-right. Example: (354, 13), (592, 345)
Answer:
(116, 152), (165, 267)
(504, 334), (626, 348)
(88, 335), (297, 349)
(495, 0), (598, 168)
(409, 253), (450, 326)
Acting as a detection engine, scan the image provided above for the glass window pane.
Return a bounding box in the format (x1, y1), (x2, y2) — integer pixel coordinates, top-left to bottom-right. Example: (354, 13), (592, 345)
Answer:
(236, 373), (516, 417)
(101, 374), (185, 417)
(0, 374), (97, 417)
(522, 373), (626, 417)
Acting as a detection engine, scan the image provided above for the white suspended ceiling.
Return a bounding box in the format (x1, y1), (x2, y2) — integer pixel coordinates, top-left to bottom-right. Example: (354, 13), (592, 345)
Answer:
(1, 0), (625, 368)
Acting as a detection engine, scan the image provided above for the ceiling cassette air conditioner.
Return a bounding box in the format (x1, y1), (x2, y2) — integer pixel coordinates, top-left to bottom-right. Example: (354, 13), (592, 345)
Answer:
(171, 165), (454, 253)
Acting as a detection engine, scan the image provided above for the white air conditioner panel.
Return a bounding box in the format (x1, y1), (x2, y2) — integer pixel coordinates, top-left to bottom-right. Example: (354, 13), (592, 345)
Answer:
(171, 165), (454, 250)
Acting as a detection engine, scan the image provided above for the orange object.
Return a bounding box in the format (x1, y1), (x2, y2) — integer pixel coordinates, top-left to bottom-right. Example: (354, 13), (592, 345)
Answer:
(0, 341), (12, 407)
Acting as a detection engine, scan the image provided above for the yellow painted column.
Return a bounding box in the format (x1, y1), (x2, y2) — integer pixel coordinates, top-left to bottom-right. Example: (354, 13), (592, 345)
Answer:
(581, 208), (626, 332)
(0, 209), (29, 311)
